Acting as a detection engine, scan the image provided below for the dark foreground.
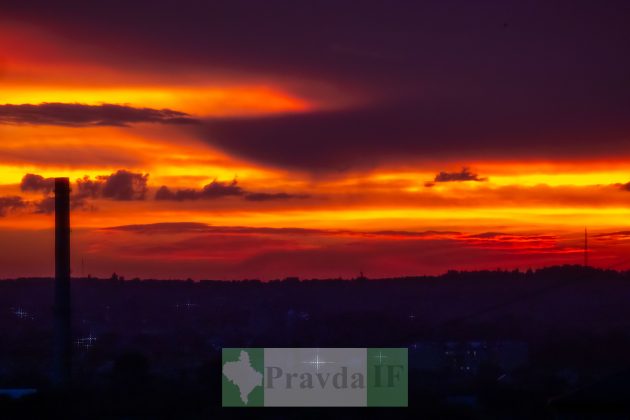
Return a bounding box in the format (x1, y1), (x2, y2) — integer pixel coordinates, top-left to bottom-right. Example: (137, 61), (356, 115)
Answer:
(2, 265), (630, 418)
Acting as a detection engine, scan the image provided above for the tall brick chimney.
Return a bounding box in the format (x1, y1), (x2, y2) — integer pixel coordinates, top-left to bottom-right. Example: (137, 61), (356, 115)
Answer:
(52, 177), (71, 387)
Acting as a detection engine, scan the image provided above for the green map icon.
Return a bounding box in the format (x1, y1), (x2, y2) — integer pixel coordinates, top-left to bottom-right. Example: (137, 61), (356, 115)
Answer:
(222, 348), (264, 407)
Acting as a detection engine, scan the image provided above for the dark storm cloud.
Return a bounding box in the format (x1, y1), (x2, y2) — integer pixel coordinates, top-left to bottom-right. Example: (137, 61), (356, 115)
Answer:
(155, 180), (308, 202)
(103, 222), (460, 238)
(0, 196), (27, 216)
(4, 1), (630, 169)
(434, 168), (487, 183)
(102, 222), (213, 234)
(20, 173), (55, 194)
(103, 222), (560, 252)
(465, 232), (556, 241)
(31, 196), (93, 214)
(155, 180), (243, 201)
(100, 170), (149, 200)
(1, 195), (57, 215)
(23, 170), (149, 205)
(201, 95), (630, 171)
(7, 0), (629, 91)
(104, 223), (323, 235)
(75, 176), (102, 199)
(33, 196), (55, 214)
(74, 170), (149, 201)
(73, 170), (150, 201)
(425, 168), (487, 187)
(18, 174), (91, 213)
(244, 192), (309, 202)
(196, 180), (243, 199)
(0, 103), (197, 127)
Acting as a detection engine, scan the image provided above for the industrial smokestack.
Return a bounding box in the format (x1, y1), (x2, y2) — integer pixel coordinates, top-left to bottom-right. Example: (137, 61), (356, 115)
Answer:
(53, 177), (71, 387)
(584, 228), (589, 267)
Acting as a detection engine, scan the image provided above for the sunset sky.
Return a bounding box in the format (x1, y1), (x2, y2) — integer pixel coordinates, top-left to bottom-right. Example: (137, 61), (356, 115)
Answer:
(1, 1), (630, 279)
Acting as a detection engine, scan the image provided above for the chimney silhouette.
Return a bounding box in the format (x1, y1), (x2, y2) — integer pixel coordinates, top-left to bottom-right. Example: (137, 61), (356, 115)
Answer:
(53, 178), (71, 387)
(584, 228), (589, 267)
